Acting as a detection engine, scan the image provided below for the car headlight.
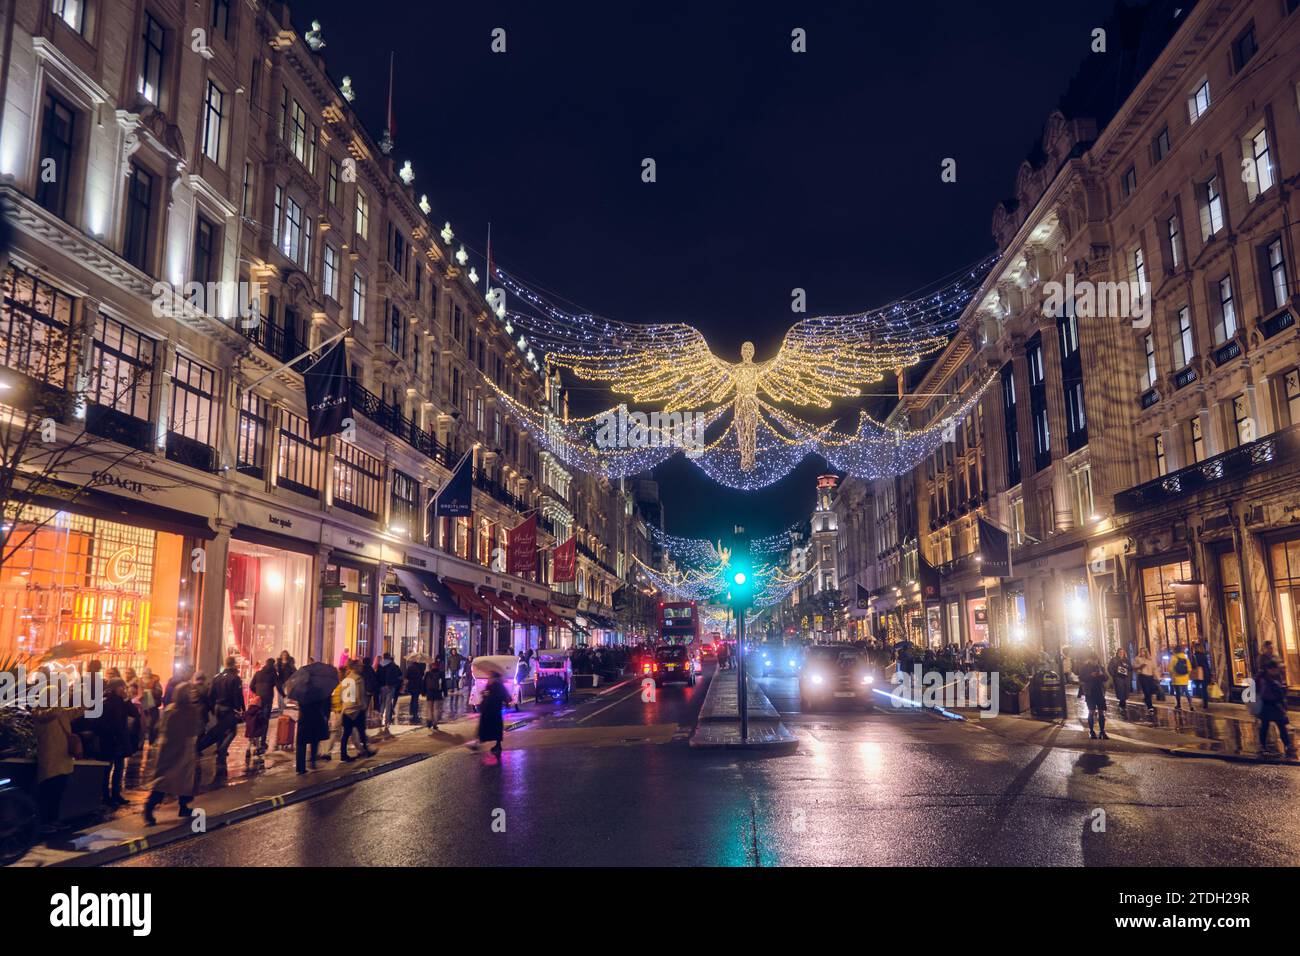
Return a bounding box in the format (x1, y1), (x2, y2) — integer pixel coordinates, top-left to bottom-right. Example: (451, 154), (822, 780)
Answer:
(811, 674), (824, 685)
(861, 675), (874, 684)
(788, 660), (796, 668)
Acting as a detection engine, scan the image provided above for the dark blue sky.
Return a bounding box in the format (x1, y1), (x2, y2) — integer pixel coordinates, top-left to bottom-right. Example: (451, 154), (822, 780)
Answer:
(300, 0), (1117, 540)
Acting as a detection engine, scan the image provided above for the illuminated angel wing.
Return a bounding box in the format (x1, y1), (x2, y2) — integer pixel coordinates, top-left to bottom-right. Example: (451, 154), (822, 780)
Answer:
(546, 325), (735, 412)
(756, 317), (949, 408)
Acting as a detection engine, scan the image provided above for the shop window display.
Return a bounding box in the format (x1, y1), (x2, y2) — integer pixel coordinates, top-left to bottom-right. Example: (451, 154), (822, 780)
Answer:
(224, 540), (311, 683)
(0, 506), (201, 678)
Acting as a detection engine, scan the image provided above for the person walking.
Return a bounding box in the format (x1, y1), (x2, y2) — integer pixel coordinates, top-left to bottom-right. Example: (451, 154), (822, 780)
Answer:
(476, 671), (510, 756)
(340, 660), (375, 761)
(424, 661), (445, 732)
(445, 649), (462, 696)
(274, 651), (296, 712)
(197, 656), (244, 768)
(376, 653), (401, 734)
(1191, 641), (1212, 710)
(143, 678), (205, 825)
(1169, 644), (1192, 711)
(1107, 647), (1131, 717)
(1255, 658), (1296, 759)
(1077, 655), (1109, 740)
(404, 656), (426, 724)
(1134, 645), (1158, 715)
(250, 659), (278, 735)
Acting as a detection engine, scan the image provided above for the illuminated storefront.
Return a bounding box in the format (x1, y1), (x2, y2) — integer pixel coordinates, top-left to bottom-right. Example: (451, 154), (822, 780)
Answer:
(1139, 558), (1201, 665)
(1268, 535), (1300, 683)
(224, 533), (313, 683)
(322, 560), (375, 665)
(0, 504), (204, 678)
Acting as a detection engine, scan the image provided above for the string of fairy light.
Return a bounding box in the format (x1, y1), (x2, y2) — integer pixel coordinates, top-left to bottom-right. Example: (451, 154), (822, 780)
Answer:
(479, 254), (999, 489)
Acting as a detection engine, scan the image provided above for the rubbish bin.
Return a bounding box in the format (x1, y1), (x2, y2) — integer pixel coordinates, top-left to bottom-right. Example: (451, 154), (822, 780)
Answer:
(1031, 669), (1065, 718)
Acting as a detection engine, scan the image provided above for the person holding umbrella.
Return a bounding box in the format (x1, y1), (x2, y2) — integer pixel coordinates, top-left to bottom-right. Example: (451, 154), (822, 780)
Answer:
(285, 660), (340, 774)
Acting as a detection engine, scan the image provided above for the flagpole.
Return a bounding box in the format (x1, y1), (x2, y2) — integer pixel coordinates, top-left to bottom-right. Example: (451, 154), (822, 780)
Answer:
(243, 324), (353, 392)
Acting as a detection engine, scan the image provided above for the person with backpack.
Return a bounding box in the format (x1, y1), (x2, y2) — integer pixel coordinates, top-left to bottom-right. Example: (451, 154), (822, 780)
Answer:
(1107, 647), (1131, 717)
(1169, 644), (1192, 711)
(1254, 658), (1296, 759)
(197, 657), (244, 768)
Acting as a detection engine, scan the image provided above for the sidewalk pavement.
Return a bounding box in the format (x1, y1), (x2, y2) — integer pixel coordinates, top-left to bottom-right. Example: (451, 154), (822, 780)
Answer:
(691, 668), (797, 752)
(960, 690), (1298, 764)
(13, 684), (610, 868)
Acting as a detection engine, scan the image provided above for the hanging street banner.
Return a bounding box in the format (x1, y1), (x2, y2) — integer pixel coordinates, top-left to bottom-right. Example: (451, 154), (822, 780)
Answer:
(435, 452), (473, 518)
(507, 513), (539, 576)
(918, 555), (941, 603)
(977, 516), (1012, 578)
(553, 535), (577, 583)
(303, 340), (352, 439)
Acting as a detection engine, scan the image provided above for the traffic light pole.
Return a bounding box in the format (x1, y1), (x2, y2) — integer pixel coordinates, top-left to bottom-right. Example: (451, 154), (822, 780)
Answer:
(737, 607), (748, 740)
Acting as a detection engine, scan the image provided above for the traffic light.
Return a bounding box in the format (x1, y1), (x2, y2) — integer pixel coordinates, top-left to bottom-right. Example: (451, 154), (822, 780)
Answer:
(725, 526), (754, 610)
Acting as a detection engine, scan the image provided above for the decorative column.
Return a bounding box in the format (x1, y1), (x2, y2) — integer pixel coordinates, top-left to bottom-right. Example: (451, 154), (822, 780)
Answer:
(196, 522), (233, 678)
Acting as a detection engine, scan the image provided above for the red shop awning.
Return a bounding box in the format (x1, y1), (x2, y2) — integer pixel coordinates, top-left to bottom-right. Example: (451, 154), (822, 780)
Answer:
(443, 579), (490, 618)
(478, 587), (520, 623)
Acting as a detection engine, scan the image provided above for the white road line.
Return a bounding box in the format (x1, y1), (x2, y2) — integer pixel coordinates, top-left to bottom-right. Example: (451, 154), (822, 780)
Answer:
(577, 684), (647, 724)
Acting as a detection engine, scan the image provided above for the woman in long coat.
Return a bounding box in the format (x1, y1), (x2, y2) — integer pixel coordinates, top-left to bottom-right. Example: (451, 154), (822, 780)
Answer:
(476, 673), (510, 756)
(143, 679), (205, 825)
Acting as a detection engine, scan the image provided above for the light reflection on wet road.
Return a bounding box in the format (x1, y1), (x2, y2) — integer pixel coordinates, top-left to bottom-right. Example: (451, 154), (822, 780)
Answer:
(117, 666), (1300, 867)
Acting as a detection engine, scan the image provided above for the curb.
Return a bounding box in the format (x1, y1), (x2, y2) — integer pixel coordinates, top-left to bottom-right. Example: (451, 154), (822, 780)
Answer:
(1165, 745), (1300, 765)
(50, 714), (538, 868)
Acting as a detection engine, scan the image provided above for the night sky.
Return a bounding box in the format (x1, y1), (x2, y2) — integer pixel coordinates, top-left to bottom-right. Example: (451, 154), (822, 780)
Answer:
(298, 0), (1116, 541)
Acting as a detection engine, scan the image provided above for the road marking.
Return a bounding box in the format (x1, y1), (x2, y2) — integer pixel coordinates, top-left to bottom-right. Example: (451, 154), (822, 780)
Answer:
(577, 684), (646, 723)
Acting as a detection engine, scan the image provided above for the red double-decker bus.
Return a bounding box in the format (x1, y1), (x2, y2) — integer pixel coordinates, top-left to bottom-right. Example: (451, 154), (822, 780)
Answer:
(658, 600), (700, 646)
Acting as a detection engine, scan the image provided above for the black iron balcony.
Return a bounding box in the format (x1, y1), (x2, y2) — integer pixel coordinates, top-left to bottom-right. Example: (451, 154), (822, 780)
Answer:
(1212, 339), (1242, 367)
(1173, 365), (1198, 390)
(1260, 307), (1296, 340)
(348, 379), (455, 469)
(165, 432), (217, 472)
(238, 320), (311, 372)
(1113, 424), (1300, 515)
(85, 404), (152, 451)
(1140, 388), (1159, 410)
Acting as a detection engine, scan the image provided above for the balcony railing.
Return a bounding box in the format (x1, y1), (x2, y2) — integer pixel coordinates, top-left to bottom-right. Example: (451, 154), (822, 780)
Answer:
(1173, 365), (1198, 390)
(238, 320), (311, 372)
(1212, 339), (1242, 367)
(85, 404), (152, 451)
(1140, 388), (1160, 409)
(165, 432), (217, 472)
(1260, 307), (1296, 340)
(1114, 424), (1300, 514)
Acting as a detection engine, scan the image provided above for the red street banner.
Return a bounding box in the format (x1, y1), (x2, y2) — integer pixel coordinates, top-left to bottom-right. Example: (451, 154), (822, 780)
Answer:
(553, 535), (576, 583)
(507, 514), (538, 576)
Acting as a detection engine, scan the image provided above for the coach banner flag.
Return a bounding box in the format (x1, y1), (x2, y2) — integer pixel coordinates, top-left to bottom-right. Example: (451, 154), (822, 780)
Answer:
(303, 340), (352, 440)
(507, 513), (538, 576)
(434, 450), (474, 518)
(977, 516), (1012, 577)
(553, 535), (577, 583)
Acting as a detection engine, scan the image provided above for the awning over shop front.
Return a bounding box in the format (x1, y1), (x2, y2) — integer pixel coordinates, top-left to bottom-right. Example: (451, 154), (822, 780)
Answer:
(478, 588), (520, 622)
(584, 611), (619, 630)
(392, 567), (461, 615)
(444, 579), (490, 618)
(509, 595), (542, 626)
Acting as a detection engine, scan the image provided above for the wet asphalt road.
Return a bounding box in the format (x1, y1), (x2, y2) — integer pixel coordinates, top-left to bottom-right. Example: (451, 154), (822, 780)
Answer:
(117, 665), (1300, 866)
